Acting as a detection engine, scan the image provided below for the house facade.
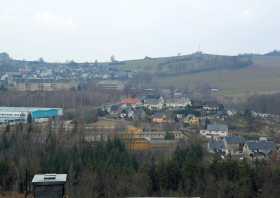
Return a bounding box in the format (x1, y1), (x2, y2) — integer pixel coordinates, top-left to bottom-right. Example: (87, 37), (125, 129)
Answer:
(120, 97), (142, 108)
(224, 136), (244, 156)
(165, 97), (191, 109)
(143, 97), (164, 110)
(208, 139), (225, 154)
(152, 113), (169, 124)
(183, 115), (200, 127)
(14, 79), (78, 91)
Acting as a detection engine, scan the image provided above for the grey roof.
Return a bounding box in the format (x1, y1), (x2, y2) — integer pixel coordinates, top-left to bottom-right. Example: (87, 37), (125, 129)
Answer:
(208, 140), (225, 152)
(165, 97), (190, 104)
(207, 123), (228, 132)
(224, 136), (244, 144)
(144, 98), (161, 105)
(32, 174), (67, 185)
(245, 140), (275, 155)
(97, 80), (123, 85)
(152, 112), (166, 118)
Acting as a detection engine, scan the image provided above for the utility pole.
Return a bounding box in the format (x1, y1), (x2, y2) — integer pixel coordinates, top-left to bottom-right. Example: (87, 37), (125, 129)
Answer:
(25, 169), (29, 198)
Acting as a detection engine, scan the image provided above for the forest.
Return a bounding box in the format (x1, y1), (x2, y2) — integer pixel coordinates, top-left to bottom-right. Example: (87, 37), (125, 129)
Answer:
(1, 122), (280, 198)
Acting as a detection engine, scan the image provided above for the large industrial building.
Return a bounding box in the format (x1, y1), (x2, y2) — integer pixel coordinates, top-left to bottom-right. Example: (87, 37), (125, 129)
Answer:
(0, 107), (63, 124)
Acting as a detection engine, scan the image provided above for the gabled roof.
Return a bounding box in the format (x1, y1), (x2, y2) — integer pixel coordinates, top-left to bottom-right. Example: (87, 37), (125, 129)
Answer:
(208, 140), (225, 151)
(144, 98), (162, 105)
(152, 112), (167, 118)
(207, 123), (228, 132)
(165, 97), (190, 104)
(245, 140), (275, 155)
(224, 136), (244, 144)
(120, 97), (141, 105)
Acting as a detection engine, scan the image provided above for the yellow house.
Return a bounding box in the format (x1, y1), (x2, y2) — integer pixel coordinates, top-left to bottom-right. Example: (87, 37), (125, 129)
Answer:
(184, 115), (200, 127)
(122, 127), (150, 151)
(127, 126), (143, 134)
(152, 113), (169, 124)
(123, 127), (177, 151)
(126, 137), (177, 151)
(128, 137), (152, 151)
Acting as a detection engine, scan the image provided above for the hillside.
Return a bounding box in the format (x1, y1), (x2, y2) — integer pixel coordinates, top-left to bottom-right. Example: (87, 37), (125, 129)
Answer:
(264, 50), (280, 56)
(1, 51), (280, 98)
(120, 52), (252, 75)
(117, 52), (280, 97)
(149, 55), (280, 97)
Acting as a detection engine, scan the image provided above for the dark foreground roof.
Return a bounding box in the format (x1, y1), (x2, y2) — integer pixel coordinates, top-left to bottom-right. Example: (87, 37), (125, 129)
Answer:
(245, 140), (275, 155)
(208, 140), (225, 152)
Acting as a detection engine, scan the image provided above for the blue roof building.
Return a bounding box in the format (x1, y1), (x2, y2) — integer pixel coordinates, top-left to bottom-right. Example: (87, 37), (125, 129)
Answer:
(0, 107), (63, 124)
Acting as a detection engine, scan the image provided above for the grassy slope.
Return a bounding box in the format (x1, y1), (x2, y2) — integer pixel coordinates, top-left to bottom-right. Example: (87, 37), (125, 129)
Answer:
(157, 55), (280, 97)
(122, 55), (280, 97)
(121, 53), (250, 74)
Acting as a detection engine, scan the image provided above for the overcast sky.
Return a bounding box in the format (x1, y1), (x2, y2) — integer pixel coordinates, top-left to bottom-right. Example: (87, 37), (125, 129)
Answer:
(0, 0), (279, 62)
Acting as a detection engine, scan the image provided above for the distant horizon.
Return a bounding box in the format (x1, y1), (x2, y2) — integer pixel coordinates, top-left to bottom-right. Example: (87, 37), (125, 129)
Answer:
(1, 49), (279, 64)
(1, 0), (279, 62)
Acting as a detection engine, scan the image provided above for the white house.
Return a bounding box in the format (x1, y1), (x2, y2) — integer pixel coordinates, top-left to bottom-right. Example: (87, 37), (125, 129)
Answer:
(200, 123), (229, 139)
(143, 97), (164, 110)
(165, 97), (192, 109)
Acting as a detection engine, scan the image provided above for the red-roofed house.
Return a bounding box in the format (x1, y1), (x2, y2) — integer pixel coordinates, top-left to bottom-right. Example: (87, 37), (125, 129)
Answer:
(120, 97), (142, 108)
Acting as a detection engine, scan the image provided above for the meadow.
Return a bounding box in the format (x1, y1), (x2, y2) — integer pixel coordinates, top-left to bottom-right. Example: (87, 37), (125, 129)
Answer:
(123, 54), (280, 98)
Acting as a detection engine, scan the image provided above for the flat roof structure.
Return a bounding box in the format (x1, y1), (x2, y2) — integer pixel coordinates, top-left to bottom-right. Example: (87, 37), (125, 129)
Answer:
(32, 174), (67, 198)
(0, 107), (63, 124)
(0, 107), (63, 113)
(32, 174), (67, 185)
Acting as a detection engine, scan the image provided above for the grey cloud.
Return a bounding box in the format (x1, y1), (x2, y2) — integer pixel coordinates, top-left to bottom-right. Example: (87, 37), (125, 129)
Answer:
(0, 0), (279, 62)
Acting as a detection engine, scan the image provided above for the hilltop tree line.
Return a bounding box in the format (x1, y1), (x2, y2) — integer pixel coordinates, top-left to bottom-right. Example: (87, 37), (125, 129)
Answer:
(1, 123), (280, 197)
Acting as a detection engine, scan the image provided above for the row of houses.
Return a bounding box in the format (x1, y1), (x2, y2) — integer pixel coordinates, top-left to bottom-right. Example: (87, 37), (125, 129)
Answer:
(119, 96), (192, 110)
(83, 128), (185, 151)
(125, 127), (184, 151)
(200, 123), (277, 160)
(208, 136), (276, 160)
(102, 96), (226, 127)
(101, 96), (192, 121)
(0, 52), (135, 90)
(12, 79), (78, 91)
